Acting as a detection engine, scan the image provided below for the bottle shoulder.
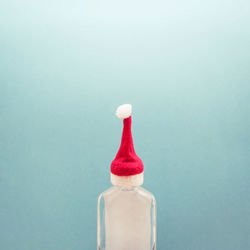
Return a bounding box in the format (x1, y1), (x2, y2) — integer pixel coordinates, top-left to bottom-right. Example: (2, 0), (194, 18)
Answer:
(98, 186), (116, 199)
(98, 186), (156, 203)
(137, 186), (156, 201)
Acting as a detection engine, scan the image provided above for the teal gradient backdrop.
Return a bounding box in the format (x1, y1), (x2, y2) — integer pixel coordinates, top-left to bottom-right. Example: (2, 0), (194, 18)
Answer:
(1, 0), (250, 249)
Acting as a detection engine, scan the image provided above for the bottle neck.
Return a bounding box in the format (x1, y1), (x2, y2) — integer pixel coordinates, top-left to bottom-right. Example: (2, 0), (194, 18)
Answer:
(114, 185), (138, 191)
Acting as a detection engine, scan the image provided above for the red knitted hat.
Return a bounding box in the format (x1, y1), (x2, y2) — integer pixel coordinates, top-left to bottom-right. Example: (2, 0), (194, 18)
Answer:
(110, 104), (144, 186)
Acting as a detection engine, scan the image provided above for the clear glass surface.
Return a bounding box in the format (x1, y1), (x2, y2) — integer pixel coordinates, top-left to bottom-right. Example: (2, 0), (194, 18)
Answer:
(97, 186), (156, 250)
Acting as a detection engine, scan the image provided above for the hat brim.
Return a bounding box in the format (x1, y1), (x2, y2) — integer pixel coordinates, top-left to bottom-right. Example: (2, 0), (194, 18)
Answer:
(110, 172), (144, 186)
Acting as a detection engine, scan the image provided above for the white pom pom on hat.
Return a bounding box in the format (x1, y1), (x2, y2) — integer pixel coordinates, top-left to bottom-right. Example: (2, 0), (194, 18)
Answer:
(116, 104), (132, 119)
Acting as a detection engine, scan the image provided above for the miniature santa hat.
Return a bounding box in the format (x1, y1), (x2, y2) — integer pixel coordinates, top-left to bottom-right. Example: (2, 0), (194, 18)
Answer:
(111, 104), (144, 186)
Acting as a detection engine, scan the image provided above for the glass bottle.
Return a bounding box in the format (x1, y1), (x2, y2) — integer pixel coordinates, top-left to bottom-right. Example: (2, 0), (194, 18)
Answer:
(97, 104), (156, 250)
(97, 184), (156, 250)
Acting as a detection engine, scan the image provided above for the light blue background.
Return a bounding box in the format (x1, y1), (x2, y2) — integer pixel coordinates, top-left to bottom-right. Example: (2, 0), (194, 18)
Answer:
(1, 0), (250, 249)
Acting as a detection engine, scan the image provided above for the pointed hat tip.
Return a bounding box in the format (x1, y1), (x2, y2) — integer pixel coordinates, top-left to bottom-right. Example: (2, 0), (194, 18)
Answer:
(116, 104), (132, 119)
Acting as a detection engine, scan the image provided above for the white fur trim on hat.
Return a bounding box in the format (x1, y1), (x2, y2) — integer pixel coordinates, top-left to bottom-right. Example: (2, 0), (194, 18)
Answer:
(116, 104), (132, 119)
(111, 172), (144, 186)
